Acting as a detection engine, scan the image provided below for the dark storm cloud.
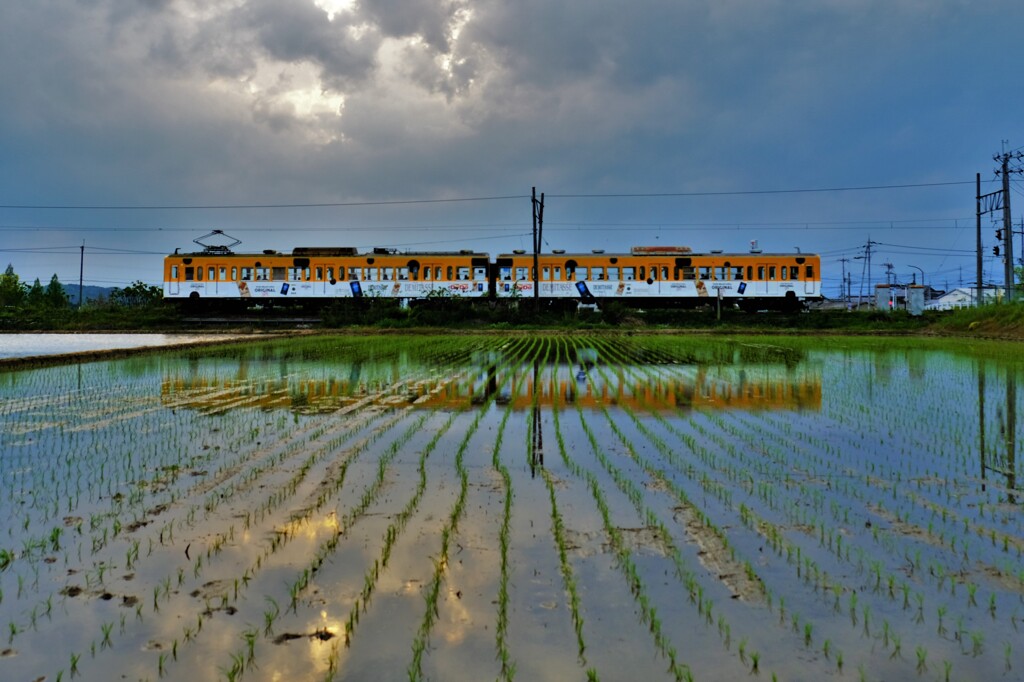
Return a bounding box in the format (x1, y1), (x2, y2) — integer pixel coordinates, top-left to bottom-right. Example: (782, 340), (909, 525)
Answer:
(2, 0), (1024, 288)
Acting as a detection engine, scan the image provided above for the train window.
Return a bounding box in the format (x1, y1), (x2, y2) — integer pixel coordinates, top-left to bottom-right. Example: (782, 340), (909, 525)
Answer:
(499, 266), (512, 280)
(541, 266), (550, 281)
(422, 267), (432, 281)
(382, 267), (394, 281)
(514, 266), (529, 280)
(662, 266), (671, 281)
(289, 267), (302, 281)
(732, 266), (744, 280)
(474, 266), (487, 280)
(553, 266), (562, 281)
(348, 267), (360, 280)
(209, 267), (216, 280)
(171, 265), (179, 279)
(805, 265), (814, 278)
(434, 267), (441, 280)
(219, 267), (227, 281)
(780, 266), (788, 280)
(791, 267), (800, 281)
(331, 267), (341, 281)
(638, 266), (645, 280)
(592, 266), (605, 280)
(368, 267), (379, 281)
(680, 266), (695, 280)
(699, 266), (711, 280)
(398, 267), (410, 281)
(607, 267), (619, 281)
(756, 266), (765, 280)
(256, 267), (270, 281)
(185, 267), (194, 281)
(715, 266), (726, 280)
(231, 267), (238, 280)
(455, 266), (469, 280)
(315, 266), (323, 281)
(196, 267), (203, 281)
(768, 266), (777, 280)
(623, 267), (635, 281)
(272, 267), (285, 280)
(240, 267), (251, 281)
(446, 266), (453, 280)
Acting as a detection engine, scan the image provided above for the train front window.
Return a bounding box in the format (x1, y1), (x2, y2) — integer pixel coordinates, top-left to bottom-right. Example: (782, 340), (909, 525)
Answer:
(499, 266), (512, 281)
(805, 265), (814, 278)
(184, 267), (194, 281)
(474, 266), (487, 280)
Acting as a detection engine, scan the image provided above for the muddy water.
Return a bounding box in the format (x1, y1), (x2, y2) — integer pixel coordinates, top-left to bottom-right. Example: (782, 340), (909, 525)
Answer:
(0, 334), (1020, 681)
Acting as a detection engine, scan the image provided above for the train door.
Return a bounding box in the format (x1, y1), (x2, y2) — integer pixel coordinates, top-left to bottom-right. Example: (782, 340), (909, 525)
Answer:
(757, 263), (770, 294)
(168, 263), (180, 295)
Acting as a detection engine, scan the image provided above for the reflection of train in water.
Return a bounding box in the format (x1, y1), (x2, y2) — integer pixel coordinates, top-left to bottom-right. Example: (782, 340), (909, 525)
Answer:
(161, 365), (822, 415)
(164, 237), (822, 310)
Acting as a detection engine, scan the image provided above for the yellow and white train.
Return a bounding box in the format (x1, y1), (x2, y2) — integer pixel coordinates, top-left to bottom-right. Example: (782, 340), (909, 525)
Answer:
(163, 244), (822, 310)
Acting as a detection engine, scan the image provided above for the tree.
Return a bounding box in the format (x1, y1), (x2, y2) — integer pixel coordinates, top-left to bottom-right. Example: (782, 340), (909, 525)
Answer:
(44, 275), (69, 309)
(109, 281), (163, 308)
(0, 264), (26, 307)
(26, 278), (45, 308)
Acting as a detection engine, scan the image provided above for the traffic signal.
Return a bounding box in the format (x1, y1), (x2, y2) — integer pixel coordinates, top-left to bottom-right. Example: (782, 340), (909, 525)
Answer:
(996, 229), (1003, 241)
(994, 246), (1001, 256)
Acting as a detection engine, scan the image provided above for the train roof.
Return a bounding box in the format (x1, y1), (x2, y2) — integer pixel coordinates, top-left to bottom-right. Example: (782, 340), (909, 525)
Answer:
(496, 250), (820, 258)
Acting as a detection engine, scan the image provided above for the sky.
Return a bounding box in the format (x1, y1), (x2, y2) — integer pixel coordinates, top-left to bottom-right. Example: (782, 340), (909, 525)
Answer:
(2, 0), (1024, 299)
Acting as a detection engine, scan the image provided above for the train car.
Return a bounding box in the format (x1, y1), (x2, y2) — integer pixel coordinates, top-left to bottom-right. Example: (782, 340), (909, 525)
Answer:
(163, 246), (491, 303)
(493, 247), (822, 309)
(164, 236), (821, 311)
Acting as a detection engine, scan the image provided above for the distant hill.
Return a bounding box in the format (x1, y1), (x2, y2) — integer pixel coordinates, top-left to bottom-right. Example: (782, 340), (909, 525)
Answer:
(67, 286), (117, 305)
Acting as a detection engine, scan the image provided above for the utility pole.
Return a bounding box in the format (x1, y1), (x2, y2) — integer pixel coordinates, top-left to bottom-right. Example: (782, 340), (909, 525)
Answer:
(994, 149), (1024, 301)
(78, 241), (85, 309)
(531, 187), (544, 304)
(838, 257), (849, 306)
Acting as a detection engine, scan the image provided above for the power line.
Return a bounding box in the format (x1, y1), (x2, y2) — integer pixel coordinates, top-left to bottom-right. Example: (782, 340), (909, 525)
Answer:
(0, 178), (995, 211)
(0, 195), (527, 211)
(548, 179), (983, 199)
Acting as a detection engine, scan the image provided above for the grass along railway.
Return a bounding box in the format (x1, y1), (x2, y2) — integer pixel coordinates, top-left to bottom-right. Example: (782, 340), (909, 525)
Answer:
(0, 333), (1021, 680)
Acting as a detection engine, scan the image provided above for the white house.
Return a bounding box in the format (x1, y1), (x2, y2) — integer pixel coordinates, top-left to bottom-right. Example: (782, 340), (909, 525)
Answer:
(926, 286), (1006, 311)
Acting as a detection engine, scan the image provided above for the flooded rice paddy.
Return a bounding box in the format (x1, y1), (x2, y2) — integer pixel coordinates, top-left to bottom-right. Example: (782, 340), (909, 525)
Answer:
(0, 333), (1021, 681)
